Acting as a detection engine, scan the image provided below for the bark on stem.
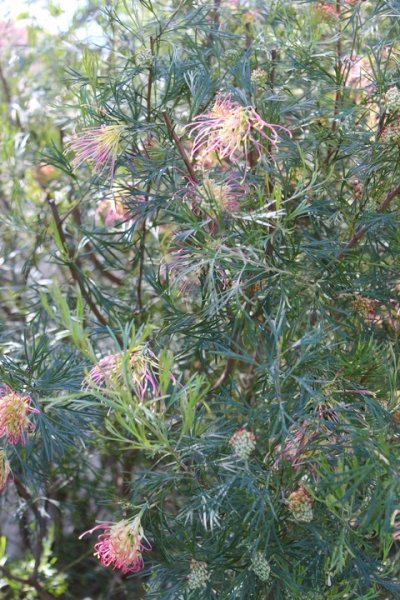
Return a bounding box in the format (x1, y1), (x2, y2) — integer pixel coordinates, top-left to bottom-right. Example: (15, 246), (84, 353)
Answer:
(162, 111), (198, 183)
(336, 182), (400, 260)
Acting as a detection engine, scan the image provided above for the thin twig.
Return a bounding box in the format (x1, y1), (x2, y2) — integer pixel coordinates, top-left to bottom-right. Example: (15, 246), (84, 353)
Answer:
(71, 207), (124, 285)
(336, 182), (400, 260)
(162, 111), (198, 183)
(46, 195), (120, 340)
(137, 36), (156, 311)
(0, 565), (56, 599)
(137, 219), (146, 312)
(13, 478), (56, 600)
(0, 62), (21, 128)
(331, 0), (342, 133)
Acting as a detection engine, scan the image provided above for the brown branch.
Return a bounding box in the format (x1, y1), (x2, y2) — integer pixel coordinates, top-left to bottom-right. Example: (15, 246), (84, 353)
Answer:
(269, 48), (277, 92)
(46, 195), (120, 338)
(82, 245), (124, 285)
(162, 111), (198, 183)
(0, 564), (56, 600)
(146, 37), (154, 123)
(331, 0), (342, 134)
(71, 207), (123, 285)
(137, 220), (146, 312)
(137, 35), (156, 311)
(336, 182), (400, 260)
(211, 300), (250, 390)
(12, 479), (56, 600)
(326, 1), (343, 165)
(0, 62), (21, 129)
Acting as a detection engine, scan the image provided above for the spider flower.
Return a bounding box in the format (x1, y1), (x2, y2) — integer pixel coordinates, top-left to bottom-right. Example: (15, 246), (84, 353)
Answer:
(274, 422), (317, 471)
(83, 348), (159, 402)
(96, 197), (128, 227)
(187, 93), (289, 165)
(184, 175), (243, 219)
(80, 517), (151, 575)
(313, 2), (338, 23)
(0, 450), (10, 491)
(0, 385), (39, 445)
(67, 124), (126, 179)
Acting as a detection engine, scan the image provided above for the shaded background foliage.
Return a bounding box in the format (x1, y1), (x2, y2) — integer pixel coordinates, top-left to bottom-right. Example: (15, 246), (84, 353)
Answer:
(1, 0), (400, 598)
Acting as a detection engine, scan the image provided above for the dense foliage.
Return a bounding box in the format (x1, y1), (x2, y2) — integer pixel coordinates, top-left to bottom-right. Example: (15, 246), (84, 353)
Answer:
(1, 0), (400, 598)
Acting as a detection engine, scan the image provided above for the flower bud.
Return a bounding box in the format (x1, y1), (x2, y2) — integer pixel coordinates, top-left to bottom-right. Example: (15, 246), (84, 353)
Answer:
(251, 552), (271, 582)
(187, 560), (209, 590)
(229, 427), (256, 460)
(288, 486), (314, 522)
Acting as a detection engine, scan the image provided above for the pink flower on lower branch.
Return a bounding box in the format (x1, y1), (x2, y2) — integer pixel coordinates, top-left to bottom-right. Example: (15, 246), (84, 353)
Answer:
(67, 124), (126, 179)
(80, 517), (151, 574)
(186, 93), (290, 166)
(0, 385), (39, 445)
(83, 347), (160, 402)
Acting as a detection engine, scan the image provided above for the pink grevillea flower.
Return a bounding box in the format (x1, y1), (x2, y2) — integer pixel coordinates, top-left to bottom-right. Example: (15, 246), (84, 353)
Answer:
(274, 422), (317, 471)
(96, 197), (129, 227)
(186, 93), (289, 166)
(80, 517), (151, 575)
(0, 450), (10, 492)
(0, 385), (39, 445)
(181, 175), (245, 227)
(344, 55), (374, 93)
(313, 2), (339, 22)
(193, 176), (242, 213)
(0, 20), (27, 49)
(83, 348), (159, 402)
(67, 124), (126, 179)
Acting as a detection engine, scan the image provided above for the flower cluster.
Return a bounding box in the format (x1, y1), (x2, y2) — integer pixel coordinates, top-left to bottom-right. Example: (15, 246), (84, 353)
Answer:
(384, 87), (400, 112)
(251, 67), (268, 87)
(84, 348), (159, 402)
(250, 551), (271, 582)
(229, 427), (256, 460)
(67, 124), (126, 179)
(381, 121), (400, 145)
(224, 48), (241, 66)
(187, 93), (289, 166)
(187, 560), (210, 590)
(0, 385), (39, 445)
(275, 422), (317, 471)
(80, 517), (151, 574)
(313, 3), (338, 23)
(351, 294), (377, 322)
(349, 177), (364, 200)
(189, 176), (243, 217)
(96, 196), (128, 227)
(288, 486), (314, 522)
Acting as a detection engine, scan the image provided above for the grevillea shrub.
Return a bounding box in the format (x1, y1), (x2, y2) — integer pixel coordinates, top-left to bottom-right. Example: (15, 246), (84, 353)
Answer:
(2, 0), (400, 598)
